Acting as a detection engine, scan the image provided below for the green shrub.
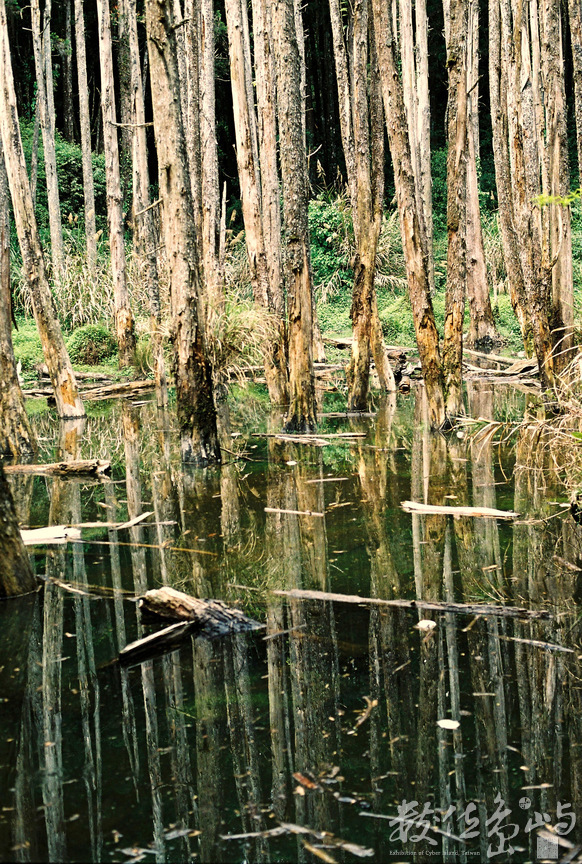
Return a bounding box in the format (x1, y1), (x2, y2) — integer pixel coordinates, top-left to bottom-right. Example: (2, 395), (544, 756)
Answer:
(11, 320), (43, 373)
(66, 324), (117, 365)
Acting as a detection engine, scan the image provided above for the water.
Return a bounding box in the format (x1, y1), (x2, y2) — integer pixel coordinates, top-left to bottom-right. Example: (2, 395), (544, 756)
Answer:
(1, 383), (581, 863)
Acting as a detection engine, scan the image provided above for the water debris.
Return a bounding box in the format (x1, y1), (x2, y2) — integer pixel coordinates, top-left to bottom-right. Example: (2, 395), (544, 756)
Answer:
(21, 525), (82, 546)
(401, 500), (519, 519)
(437, 718), (461, 730)
(272, 588), (551, 620)
(415, 619), (437, 631)
(5, 459), (111, 477)
(221, 821), (374, 857)
(265, 506), (325, 517)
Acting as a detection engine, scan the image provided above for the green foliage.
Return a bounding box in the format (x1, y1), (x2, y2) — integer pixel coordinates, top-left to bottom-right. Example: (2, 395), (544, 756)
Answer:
(431, 147), (448, 232)
(19, 119), (108, 245)
(66, 324), (117, 366)
(492, 295), (522, 348)
(11, 320), (43, 374)
(309, 193), (353, 302)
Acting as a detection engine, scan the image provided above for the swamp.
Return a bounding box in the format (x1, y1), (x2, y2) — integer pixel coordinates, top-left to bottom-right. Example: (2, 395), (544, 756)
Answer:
(1, 382), (581, 863)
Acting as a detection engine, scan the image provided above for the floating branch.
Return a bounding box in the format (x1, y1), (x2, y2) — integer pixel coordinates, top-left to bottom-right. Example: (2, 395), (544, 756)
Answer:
(272, 588), (551, 620)
(5, 459), (111, 477)
(400, 500), (519, 520)
(264, 507), (325, 517)
(21, 525), (82, 545)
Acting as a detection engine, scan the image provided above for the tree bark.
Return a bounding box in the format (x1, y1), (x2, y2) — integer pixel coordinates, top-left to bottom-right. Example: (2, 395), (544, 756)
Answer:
(123, 0), (167, 408)
(465, 0), (497, 348)
(0, 462), (36, 596)
(30, 0), (64, 272)
(225, 0), (289, 406)
(0, 0), (85, 420)
(569, 0), (582, 191)
(74, 0), (98, 278)
(271, 0), (317, 432)
(96, 0), (136, 367)
(443, 0), (468, 419)
(145, 0), (221, 465)
(371, 0), (445, 428)
(0, 139), (36, 460)
(62, 0), (75, 142)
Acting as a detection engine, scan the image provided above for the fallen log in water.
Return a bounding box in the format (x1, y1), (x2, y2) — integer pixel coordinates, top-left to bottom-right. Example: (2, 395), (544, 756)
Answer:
(401, 500), (518, 519)
(4, 459), (111, 478)
(119, 587), (264, 664)
(272, 588), (551, 620)
(23, 380), (156, 401)
(21, 525), (82, 546)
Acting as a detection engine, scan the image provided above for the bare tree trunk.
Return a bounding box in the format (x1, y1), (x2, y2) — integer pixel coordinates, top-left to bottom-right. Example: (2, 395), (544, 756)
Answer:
(271, 0), (317, 432)
(96, 0), (136, 367)
(443, 0), (468, 419)
(465, 0), (497, 348)
(200, 0), (222, 307)
(328, 0), (395, 409)
(251, 0), (289, 402)
(371, 0), (445, 428)
(62, 0), (75, 142)
(415, 0), (433, 290)
(74, 0), (98, 278)
(30, 0), (64, 272)
(145, 0), (220, 465)
(0, 1), (85, 420)
(123, 0), (167, 408)
(30, 103), (40, 207)
(569, 0), (582, 191)
(225, 0), (289, 406)
(489, 0), (532, 352)
(0, 140), (36, 460)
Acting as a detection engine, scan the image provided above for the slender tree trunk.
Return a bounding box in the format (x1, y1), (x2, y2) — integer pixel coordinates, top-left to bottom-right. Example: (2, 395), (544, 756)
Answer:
(489, 0), (533, 352)
(443, 0), (468, 419)
(30, 103), (40, 207)
(30, 0), (64, 272)
(145, 0), (220, 465)
(200, 0), (222, 309)
(271, 0), (317, 432)
(0, 140), (36, 460)
(569, 0), (582, 191)
(124, 0), (167, 408)
(415, 0), (433, 290)
(225, 0), (289, 405)
(465, 0), (497, 347)
(0, 1), (85, 420)
(74, 0), (98, 278)
(96, 0), (136, 367)
(371, 0), (445, 428)
(62, 0), (75, 142)
(251, 0), (289, 402)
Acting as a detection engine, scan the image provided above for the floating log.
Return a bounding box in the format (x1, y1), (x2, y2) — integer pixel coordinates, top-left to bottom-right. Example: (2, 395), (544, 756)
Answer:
(23, 380), (156, 401)
(272, 588), (551, 620)
(21, 525), (82, 545)
(401, 500), (518, 520)
(119, 588), (264, 664)
(4, 459), (111, 478)
(463, 349), (520, 365)
(138, 586), (263, 631)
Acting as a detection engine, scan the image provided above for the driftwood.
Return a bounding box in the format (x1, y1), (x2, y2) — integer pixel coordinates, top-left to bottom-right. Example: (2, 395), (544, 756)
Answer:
(4, 459), (111, 477)
(264, 506), (325, 517)
(23, 380), (156, 401)
(21, 525), (82, 545)
(120, 587), (264, 664)
(272, 588), (551, 620)
(401, 500), (518, 520)
(463, 349), (519, 365)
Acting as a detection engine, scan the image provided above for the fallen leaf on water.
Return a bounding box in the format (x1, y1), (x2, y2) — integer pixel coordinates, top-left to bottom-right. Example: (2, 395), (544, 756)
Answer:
(437, 719), (460, 730)
(415, 619), (437, 631)
(293, 772), (319, 790)
(294, 786), (305, 796)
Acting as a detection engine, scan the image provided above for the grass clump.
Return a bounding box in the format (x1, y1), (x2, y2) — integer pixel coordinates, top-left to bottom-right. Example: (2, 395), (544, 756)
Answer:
(66, 324), (117, 366)
(12, 320), (43, 375)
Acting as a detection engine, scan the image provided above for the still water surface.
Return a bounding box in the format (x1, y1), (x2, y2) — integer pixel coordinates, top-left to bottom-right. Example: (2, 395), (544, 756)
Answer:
(1, 384), (581, 863)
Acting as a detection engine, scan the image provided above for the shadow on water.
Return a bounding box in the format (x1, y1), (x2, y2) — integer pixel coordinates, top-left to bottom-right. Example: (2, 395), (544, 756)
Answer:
(1, 384), (582, 862)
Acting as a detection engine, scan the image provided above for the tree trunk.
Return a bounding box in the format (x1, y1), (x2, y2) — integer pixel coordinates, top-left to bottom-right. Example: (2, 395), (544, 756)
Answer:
(225, 0), (289, 406)
(30, 0), (64, 272)
(124, 0), (167, 408)
(62, 0), (75, 142)
(465, 0), (497, 348)
(96, 0), (136, 367)
(271, 0), (316, 432)
(74, 0), (98, 278)
(443, 0), (468, 419)
(200, 0), (222, 309)
(569, 0), (582, 191)
(0, 1), (85, 420)
(371, 0), (445, 428)
(0, 462), (36, 596)
(145, 0), (220, 465)
(0, 139), (36, 460)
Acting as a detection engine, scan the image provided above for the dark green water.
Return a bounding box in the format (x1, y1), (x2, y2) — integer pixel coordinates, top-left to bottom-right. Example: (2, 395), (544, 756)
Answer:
(1, 383), (581, 863)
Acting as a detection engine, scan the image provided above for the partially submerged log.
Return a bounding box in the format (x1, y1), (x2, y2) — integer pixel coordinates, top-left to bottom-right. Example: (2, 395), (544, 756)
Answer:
(272, 588), (551, 620)
(118, 587), (264, 664)
(21, 525), (82, 545)
(23, 380), (156, 402)
(401, 500), (518, 520)
(4, 459), (111, 477)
